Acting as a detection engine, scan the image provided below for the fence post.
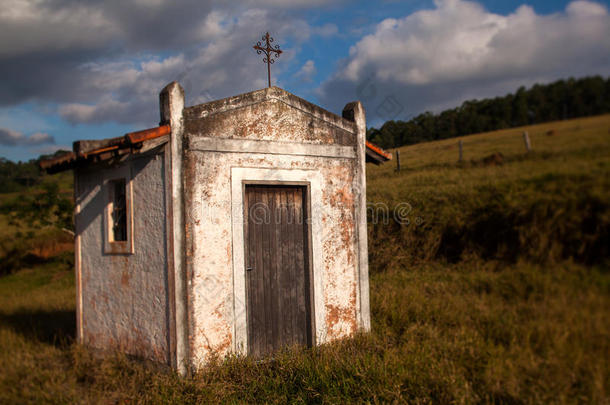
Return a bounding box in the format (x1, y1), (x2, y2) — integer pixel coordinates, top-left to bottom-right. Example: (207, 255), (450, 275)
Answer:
(395, 150), (401, 172)
(523, 131), (532, 152)
(458, 140), (463, 162)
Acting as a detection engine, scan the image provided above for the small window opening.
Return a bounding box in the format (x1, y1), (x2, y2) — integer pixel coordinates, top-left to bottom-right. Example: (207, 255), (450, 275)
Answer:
(110, 179), (127, 242)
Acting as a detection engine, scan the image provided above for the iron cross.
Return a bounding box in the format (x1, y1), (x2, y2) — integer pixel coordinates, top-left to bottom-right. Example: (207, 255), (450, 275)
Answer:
(253, 32), (282, 88)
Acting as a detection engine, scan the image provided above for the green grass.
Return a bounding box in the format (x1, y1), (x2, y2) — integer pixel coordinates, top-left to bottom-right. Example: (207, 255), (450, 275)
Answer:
(369, 114), (610, 177)
(0, 170), (74, 273)
(1, 259), (607, 403)
(0, 115), (609, 403)
(367, 114), (610, 269)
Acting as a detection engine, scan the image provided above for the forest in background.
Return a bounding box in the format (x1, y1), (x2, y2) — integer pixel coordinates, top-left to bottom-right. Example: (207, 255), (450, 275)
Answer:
(0, 150), (70, 194)
(367, 75), (610, 149)
(1, 75), (609, 181)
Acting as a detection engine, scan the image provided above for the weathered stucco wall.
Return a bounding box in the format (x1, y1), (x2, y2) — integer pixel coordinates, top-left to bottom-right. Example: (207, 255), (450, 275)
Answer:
(184, 152), (360, 367)
(72, 85), (368, 372)
(184, 87), (356, 146)
(181, 87), (366, 368)
(75, 148), (171, 363)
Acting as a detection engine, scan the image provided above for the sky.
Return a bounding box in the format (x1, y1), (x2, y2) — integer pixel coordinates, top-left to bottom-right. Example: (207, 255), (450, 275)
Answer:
(1, 0), (609, 162)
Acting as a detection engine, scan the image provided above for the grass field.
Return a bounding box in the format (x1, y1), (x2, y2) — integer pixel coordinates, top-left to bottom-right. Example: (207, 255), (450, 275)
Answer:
(0, 115), (609, 403)
(367, 114), (610, 269)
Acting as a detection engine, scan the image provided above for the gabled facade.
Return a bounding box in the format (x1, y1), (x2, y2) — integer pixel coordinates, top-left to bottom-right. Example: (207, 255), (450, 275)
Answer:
(42, 83), (383, 374)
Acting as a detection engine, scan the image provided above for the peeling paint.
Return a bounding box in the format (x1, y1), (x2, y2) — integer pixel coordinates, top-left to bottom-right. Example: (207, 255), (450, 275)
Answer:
(182, 87), (367, 369)
(76, 150), (170, 363)
(73, 85), (369, 372)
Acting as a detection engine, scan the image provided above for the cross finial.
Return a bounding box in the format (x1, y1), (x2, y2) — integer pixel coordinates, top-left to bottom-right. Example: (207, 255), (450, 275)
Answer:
(253, 32), (282, 88)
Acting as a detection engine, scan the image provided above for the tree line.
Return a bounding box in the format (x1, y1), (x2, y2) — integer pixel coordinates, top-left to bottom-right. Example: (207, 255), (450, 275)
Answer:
(0, 150), (70, 193)
(367, 76), (610, 149)
(2, 75), (609, 182)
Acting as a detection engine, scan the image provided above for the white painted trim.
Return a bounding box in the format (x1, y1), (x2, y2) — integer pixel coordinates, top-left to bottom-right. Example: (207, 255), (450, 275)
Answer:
(74, 172), (83, 342)
(162, 143), (177, 369)
(230, 167), (326, 355)
(161, 82), (188, 375)
(102, 165), (134, 255)
(190, 137), (356, 159)
(350, 102), (371, 331)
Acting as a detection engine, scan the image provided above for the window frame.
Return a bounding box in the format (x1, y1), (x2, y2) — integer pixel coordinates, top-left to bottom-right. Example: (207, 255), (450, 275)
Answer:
(103, 167), (134, 255)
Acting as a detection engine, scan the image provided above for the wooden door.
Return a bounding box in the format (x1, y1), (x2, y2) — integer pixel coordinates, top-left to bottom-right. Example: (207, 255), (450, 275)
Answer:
(244, 185), (312, 357)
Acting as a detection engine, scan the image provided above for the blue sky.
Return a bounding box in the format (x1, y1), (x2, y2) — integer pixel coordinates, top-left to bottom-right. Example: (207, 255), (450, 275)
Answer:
(1, 0), (609, 162)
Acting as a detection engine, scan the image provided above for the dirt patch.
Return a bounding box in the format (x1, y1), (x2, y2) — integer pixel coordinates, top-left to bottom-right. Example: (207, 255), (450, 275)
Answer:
(474, 152), (504, 167)
(31, 241), (73, 259)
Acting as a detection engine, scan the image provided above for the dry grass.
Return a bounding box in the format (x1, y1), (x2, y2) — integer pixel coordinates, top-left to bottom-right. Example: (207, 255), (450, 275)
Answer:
(0, 115), (609, 403)
(366, 114), (610, 269)
(369, 114), (610, 178)
(0, 259), (607, 403)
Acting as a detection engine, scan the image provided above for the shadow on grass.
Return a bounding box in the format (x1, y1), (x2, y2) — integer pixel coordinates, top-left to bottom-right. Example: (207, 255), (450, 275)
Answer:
(0, 251), (50, 277)
(0, 309), (75, 347)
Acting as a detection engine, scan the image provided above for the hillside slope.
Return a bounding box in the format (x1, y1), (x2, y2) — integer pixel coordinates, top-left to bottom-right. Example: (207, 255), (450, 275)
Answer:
(367, 76), (610, 149)
(367, 114), (610, 269)
(0, 115), (608, 403)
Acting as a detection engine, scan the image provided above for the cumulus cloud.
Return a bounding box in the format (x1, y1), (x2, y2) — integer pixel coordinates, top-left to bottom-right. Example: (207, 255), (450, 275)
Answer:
(52, 7), (321, 125)
(3, 0), (609, 133)
(316, 23), (339, 37)
(0, 0), (213, 107)
(0, 0), (338, 125)
(295, 60), (317, 82)
(245, 0), (338, 6)
(567, 0), (608, 17)
(319, 0), (610, 123)
(59, 99), (131, 125)
(0, 128), (55, 146)
(0, 0), (118, 58)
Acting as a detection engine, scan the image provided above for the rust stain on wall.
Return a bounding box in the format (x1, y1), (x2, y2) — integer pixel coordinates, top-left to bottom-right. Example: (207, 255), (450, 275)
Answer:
(325, 298), (357, 338)
(120, 270), (130, 287)
(73, 85), (368, 372)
